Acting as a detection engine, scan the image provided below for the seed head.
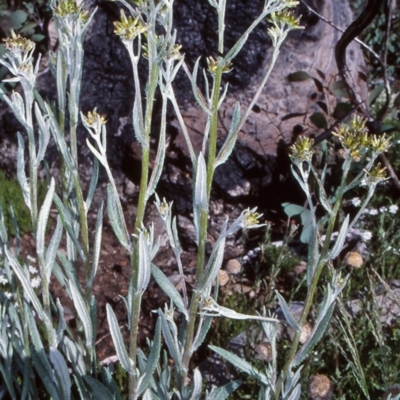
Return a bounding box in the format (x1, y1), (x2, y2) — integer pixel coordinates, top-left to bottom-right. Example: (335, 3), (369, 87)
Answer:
(344, 251), (363, 268)
(307, 374), (334, 400)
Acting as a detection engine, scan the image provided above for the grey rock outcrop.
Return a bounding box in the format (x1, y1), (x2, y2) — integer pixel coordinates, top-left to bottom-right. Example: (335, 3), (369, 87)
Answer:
(0, 0), (367, 228)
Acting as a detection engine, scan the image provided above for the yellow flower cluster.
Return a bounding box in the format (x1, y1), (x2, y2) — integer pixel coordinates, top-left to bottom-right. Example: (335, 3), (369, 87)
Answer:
(3, 30), (35, 54)
(290, 137), (314, 163)
(114, 10), (148, 42)
(333, 116), (391, 161)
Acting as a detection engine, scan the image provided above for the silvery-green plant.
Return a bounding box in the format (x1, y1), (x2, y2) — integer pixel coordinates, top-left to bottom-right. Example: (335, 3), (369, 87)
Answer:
(0, 0), (355, 398)
(210, 117), (391, 399)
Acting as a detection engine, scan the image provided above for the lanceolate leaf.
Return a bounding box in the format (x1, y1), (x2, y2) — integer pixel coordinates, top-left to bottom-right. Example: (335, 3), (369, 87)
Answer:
(106, 304), (133, 373)
(26, 306), (60, 400)
(37, 178), (56, 261)
(88, 203), (103, 288)
(198, 236), (226, 292)
(189, 369), (202, 400)
(215, 101), (241, 168)
(107, 184), (130, 250)
(209, 346), (268, 385)
(5, 247), (45, 321)
(275, 291), (300, 332)
(16, 133), (31, 210)
(329, 214), (349, 259)
(151, 264), (188, 320)
(85, 157), (99, 212)
(45, 217), (63, 283)
(194, 153), (207, 211)
(158, 309), (183, 372)
(53, 194), (86, 262)
(146, 93), (167, 201)
(137, 318), (162, 397)
(49, 348), (71, 400)
(207, 380), (242, 400)
(190, 58), (211, 114)
(69, 281), (92, 348)
(34, 102), (50, 167)
(137, 231), (151, 293)
(83, 376), (115, 400)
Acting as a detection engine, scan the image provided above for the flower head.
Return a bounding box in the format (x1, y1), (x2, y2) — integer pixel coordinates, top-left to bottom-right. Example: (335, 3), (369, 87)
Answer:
(389, 204), (398, 214)
(83, 110), (107, 128)
(363, 163), (388, 185)
(290, 137), (314, 163)
(31, 276), (42, 289)
(369, 133), (391, 153)
(114, 10), (148, 42)
(268, 9), (302, 31)
(3, 30), (35, 54)
(241, 208), (263, 228)
(350, 197), (361, 207)
(206, 56), (232, 75)
(53, 0), (81, 17)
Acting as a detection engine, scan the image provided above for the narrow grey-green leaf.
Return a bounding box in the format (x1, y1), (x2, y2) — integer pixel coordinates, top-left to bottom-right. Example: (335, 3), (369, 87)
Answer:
(194, 152), (207, 210)
(53, 194), (86, 262)
(215, 101), (241, 168)
(292, 302), (335, 367)
(88, 203), (103, 288)
(85, 157), (99, 212)
(101, 367), (123, 400)
(329, 214), (349, 259)
(158, 309), (183, 372)
(45, 217), (63, 283)
(49, 347), (71, 400)
(27, 306), (60, 400)
(37, 178), (55, 260)
(275, 291), (300, 332)
(34, 102), (50, 167)
(137, 231), (151, 293)
(189, 369), (202, 400)
(137, 318), (162, 396)
(69, 281), (92, 348)
(146, 94), (167, 200)
(62, 337), (86, 376)
(16, 133), (30, 210)
(55, 298), (67, 346)
(190, 58), (210, 114)
(133, 94), (146, 147)
(151, 265), (188, 320)
(83, 376), (115, 400)
(46, 103), (74, 170)
(0, 205), (8, 244)
(106, 304), (133, 373)
(5, 247), (45, 321)
(208, 380), (242, 400)
(107, 184), (130, 250)
(192, 315), (213, 352)
(209, 346), (268, 385)
(198, 237), (226, 291)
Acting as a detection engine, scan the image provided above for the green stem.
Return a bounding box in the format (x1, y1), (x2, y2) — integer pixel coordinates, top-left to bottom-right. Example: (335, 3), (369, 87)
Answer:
(181, 62), (224, 383)
(128, 292), (142, 400)
(127, 57), (159, 400)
